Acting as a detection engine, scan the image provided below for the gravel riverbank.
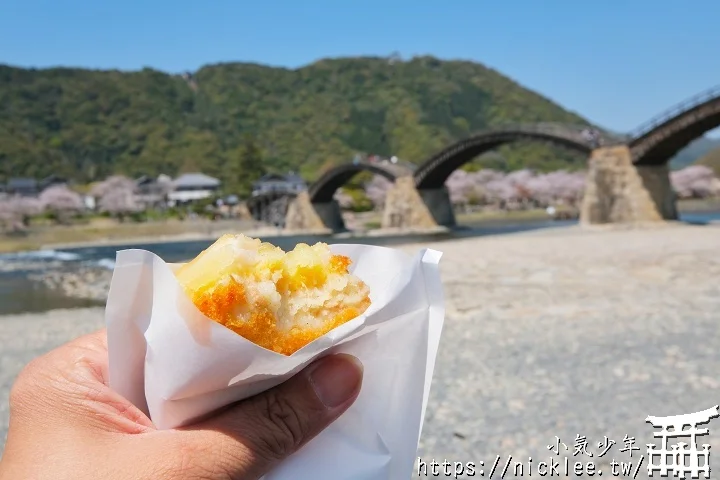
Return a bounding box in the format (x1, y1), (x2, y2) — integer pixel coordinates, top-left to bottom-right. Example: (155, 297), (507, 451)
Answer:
(2, 223), (720, 478)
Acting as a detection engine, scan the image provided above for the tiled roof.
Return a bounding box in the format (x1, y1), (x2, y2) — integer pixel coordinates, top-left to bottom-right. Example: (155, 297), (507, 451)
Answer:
(173, 173), (221, 188)
(7, 178), (37, 189)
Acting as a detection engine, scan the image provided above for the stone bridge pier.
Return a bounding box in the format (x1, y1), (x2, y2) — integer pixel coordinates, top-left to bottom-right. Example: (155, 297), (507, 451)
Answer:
(285, 178), (448, 232)
(284, 191), (335, 233)
(310, 200), (346, 232)
(417, 187), (457, 227)
(580, 145), (677, 224)
(380, 177), (444, 230)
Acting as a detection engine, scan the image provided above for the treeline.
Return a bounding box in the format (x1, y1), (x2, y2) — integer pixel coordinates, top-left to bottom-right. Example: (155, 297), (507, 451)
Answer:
(1, 56), (594, 190)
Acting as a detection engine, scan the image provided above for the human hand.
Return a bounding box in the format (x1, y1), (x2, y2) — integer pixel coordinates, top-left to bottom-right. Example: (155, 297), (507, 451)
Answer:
(0, 329), (363, 480)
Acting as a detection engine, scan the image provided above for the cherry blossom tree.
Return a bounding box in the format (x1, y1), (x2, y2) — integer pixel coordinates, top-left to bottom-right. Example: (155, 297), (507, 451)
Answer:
(564, 171), (587, 205)
(473, 169), (505, 185)
(98, 187), (140, 219)
(0, 200), (21, 232)
(90, 175), (140, 219)
(445, 170), (473, 206)
(333, 188), (355, 210)
(90, 175), (136, 199)
(441, 167), (588, 210)
(504, 169), (536, 207)
(525, 175), (555, 206)
(40, 186), (84, 211)
(365, 175), (393, 210)
(483, 177), (517, 207)
(156, 174), (175, 204)
(538, 171), (586, 206)
(13, 196), (43, 225)
(0, 196), (43, 231)
(468, 169), (505, 206)
(505, 169), (534, 186)
(446, 169), (506, 208)
(39, 185), (84, 223)
(670, 165), (718, 199)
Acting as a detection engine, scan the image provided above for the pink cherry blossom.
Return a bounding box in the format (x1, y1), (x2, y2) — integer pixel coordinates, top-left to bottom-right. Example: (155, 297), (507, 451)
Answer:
(365, 175), (392, 209)
(98, 187), (140, 215)
(39, 185), (84, 213)
(333, 188), (355, 209)
(670, 165), (717, 199)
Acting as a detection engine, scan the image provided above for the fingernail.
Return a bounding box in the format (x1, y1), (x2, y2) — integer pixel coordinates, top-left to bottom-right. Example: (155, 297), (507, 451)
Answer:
(309, 354), (364, 408)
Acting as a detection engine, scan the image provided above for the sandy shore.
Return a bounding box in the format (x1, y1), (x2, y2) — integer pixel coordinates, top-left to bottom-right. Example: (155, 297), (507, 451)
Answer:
(2, 223), (720, 476)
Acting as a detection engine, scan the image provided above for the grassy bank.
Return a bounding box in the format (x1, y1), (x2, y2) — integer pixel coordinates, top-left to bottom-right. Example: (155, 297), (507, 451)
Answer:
(456, 208), (550, 224)
(677, 198), (720, 212)
(0, 219), (259, 253)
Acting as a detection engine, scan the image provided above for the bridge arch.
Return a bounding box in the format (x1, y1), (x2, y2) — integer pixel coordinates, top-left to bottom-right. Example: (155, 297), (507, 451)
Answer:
(308, 161), (412, 203)
(629, 85), (720, 165)
(412, 124), (596, 190)
(246, 191), (297, 227)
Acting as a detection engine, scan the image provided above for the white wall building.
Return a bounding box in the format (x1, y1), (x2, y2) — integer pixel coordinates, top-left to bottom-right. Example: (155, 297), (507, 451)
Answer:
(167, 173), (221, 205)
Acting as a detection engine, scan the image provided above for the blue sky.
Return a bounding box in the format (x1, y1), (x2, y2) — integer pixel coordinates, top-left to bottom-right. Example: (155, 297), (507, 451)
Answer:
(2, 0), (719, 135)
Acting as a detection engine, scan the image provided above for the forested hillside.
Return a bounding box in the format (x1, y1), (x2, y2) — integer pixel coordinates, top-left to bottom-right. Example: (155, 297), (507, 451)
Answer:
(0, 55), (594, 191)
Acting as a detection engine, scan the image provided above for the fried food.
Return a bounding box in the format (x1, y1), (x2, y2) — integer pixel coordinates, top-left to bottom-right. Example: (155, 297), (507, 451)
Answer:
(174, 234), (371, 355)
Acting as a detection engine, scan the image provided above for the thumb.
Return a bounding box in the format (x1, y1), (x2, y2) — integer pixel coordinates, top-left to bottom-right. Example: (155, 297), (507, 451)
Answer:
(189, 354), (363, 479)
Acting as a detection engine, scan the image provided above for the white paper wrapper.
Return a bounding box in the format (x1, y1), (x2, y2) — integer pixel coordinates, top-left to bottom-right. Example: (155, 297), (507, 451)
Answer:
(106, 243), (444, 479)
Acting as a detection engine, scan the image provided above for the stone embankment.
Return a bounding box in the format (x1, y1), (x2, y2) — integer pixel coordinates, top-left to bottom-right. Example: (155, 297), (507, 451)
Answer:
(28, 267), (113, 302)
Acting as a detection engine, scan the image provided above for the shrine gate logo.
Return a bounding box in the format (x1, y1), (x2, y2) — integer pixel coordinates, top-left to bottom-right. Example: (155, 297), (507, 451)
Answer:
(646, 405), (719, 478)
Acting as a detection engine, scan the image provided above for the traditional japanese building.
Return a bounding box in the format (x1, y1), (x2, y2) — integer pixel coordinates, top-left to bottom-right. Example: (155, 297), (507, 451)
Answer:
(251, 172), (307, 197)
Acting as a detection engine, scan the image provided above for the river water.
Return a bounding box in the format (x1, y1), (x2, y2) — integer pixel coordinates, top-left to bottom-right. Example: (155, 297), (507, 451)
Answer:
(1, 212), (718, 315)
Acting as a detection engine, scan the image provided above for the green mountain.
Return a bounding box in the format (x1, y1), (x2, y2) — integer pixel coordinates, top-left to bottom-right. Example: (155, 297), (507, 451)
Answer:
(0, 56), (594, 193)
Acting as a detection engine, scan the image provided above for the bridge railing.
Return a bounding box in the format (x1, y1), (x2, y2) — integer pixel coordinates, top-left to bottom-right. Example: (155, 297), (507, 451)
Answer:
(472, 122), (608, 139)
(627, 84), (720, 141)
(351, 157), (418, 173)
(481, 122), (588, 134)
(456, 122), (629, 147)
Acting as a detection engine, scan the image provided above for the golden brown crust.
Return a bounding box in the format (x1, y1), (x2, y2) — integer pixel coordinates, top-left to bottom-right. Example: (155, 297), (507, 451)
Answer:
(176, 235), (371, 355)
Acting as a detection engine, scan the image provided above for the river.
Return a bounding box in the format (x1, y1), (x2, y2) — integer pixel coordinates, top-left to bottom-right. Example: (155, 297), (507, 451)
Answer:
(1, 212), (718, 315)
